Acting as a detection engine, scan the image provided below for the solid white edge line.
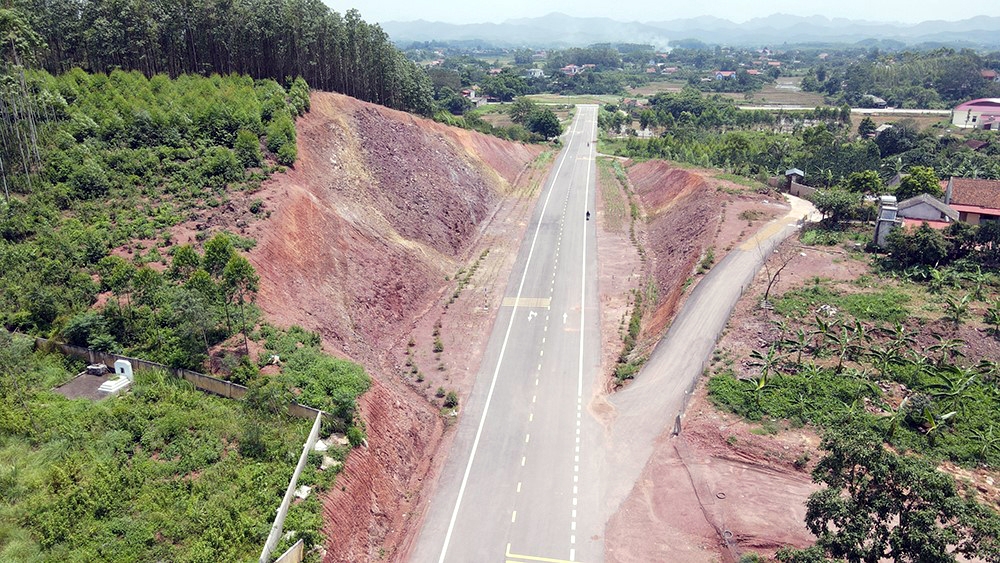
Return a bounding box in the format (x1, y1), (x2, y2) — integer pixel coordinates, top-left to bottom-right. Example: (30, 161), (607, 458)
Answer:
(437, 111), (583, 563)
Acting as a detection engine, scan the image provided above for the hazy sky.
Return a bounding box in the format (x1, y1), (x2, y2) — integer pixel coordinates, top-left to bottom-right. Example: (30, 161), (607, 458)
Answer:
(328, 1), (995, 25)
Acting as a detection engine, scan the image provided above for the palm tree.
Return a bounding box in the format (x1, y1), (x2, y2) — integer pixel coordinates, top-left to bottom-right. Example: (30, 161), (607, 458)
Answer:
(784, 328), (810, 365)
(984, 299), (1000, 338)
(923, 408), (956, 446)
(846, 320), (868, 362)
(878, 396), (910, 440)
(926, 365), (977, 415)
(970, 426), (1000, 463)
(829, 326), (857, 373)
(743, 372), (770, 412)
(868, 345), (905, 379)
(975, 359), (999, 384)
(962, 266), (990, 301)
(770, 318), (790, 346)
(748, 345), (785, 380)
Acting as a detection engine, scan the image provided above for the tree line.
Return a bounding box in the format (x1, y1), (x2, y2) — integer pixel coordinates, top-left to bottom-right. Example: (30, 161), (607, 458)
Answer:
(801, 48), (1000, 108)
(604, 89), (1000, 187)
(12, 0), (433, 114)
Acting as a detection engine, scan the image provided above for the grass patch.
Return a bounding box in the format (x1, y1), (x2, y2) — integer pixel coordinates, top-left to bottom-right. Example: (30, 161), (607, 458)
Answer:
(596, 158), (628, 231)
(773, 280), (912, 324)
(0, 346), (330, 562)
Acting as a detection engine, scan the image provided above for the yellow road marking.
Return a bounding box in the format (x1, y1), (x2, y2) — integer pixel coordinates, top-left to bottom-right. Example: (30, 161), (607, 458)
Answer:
(506, 543), (582, 563)
(738, 219), (788, 251)
(502, 297), (552, 308)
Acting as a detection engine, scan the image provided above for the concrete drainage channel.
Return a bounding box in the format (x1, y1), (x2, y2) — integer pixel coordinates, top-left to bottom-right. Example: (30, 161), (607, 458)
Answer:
(259, 412), (324, 563)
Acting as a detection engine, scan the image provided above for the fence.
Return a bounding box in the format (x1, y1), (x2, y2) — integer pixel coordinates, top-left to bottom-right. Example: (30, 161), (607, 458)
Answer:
(259, 413), (323, 563)
(33, 336), (323, 421)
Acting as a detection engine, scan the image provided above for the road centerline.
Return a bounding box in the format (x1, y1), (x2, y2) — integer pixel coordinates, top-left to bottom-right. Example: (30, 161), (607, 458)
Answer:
(436, 113), (584, 563)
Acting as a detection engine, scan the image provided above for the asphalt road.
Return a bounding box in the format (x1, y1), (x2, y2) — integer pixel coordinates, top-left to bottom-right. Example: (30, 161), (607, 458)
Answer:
(738, 105), (951, 116)
(411, 106), (604, 563)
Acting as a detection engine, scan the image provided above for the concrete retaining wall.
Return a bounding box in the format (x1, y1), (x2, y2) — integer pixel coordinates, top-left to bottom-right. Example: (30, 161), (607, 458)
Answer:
(273, 540), (304, 563)
(789, 181), (817, 199)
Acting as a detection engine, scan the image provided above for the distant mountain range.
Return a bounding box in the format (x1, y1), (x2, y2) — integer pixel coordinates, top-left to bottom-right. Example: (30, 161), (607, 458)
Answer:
(381, 12), (1000, 49)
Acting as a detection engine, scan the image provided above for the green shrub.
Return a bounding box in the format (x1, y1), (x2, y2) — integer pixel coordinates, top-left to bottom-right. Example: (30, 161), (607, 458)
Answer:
(346, 425), (365, 447)
(68, 160), (110, 198)
(233, 129), (262, 167)
(276, 141), (297, 166)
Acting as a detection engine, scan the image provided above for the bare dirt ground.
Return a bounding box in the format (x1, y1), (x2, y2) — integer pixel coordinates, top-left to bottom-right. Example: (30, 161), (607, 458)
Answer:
(609, 161), (787, 366)
(622, 234), (1000, 562)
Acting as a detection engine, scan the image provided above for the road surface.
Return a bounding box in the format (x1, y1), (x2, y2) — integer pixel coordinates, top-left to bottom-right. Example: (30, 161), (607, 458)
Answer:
(411, 106), (604, 563)
(738, 105), (951, 116)
(411, 105), (821, 563)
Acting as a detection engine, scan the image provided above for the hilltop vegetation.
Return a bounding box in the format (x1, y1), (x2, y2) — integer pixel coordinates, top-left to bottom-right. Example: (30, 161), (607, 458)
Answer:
(801, 48), (1000, 108)
(1, 69), (305, 354)
(601, 89), (1000, 183)
(12, 0), (432, 114)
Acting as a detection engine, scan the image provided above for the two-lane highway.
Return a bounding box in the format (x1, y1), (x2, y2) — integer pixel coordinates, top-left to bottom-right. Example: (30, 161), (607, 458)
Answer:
(411, 106), (603, 563)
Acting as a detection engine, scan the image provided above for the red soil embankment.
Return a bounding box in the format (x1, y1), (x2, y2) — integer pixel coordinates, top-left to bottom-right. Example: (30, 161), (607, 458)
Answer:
(629, 161), (724, 338)
(244, 92), (542, 561)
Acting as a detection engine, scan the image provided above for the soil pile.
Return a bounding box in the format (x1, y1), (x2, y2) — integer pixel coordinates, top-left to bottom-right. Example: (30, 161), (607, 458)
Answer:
(243, 92), (542, 561)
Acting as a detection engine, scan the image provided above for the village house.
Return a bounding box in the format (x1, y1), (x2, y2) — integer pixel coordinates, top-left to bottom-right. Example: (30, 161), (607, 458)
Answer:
(524, 68), (545, 79)
(896, 193), (959, 229)
(560, 64), (582, 76)
(944, 177), (1000, 224)
(981, 69), (1000, 83)
(951, 98), (1000, 129)
(714, 70), (736, 80)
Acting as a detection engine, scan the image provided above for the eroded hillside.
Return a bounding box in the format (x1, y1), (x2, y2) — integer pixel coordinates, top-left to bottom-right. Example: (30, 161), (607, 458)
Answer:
(629, 162), (725, 338)
(239, 92), (543, 561)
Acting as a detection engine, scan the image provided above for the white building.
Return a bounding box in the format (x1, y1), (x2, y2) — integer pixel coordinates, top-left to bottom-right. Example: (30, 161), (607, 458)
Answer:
(951, 98), (1000, 129)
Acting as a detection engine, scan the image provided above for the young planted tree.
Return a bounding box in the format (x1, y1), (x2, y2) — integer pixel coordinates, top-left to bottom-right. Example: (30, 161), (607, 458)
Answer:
(942, 293), (972, 330)
(984, 299), (1000, 337)
(222, 254), (259, 355)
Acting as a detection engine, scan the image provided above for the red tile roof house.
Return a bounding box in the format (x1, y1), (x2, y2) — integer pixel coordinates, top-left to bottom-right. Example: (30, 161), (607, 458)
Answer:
(944, 177), (1000, 224)
(951, 98), (1000, 129)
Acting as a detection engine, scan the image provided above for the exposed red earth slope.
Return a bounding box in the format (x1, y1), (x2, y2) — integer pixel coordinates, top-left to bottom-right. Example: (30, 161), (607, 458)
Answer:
(628, 162), (725, 340)
(238, 92), (543, 561)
